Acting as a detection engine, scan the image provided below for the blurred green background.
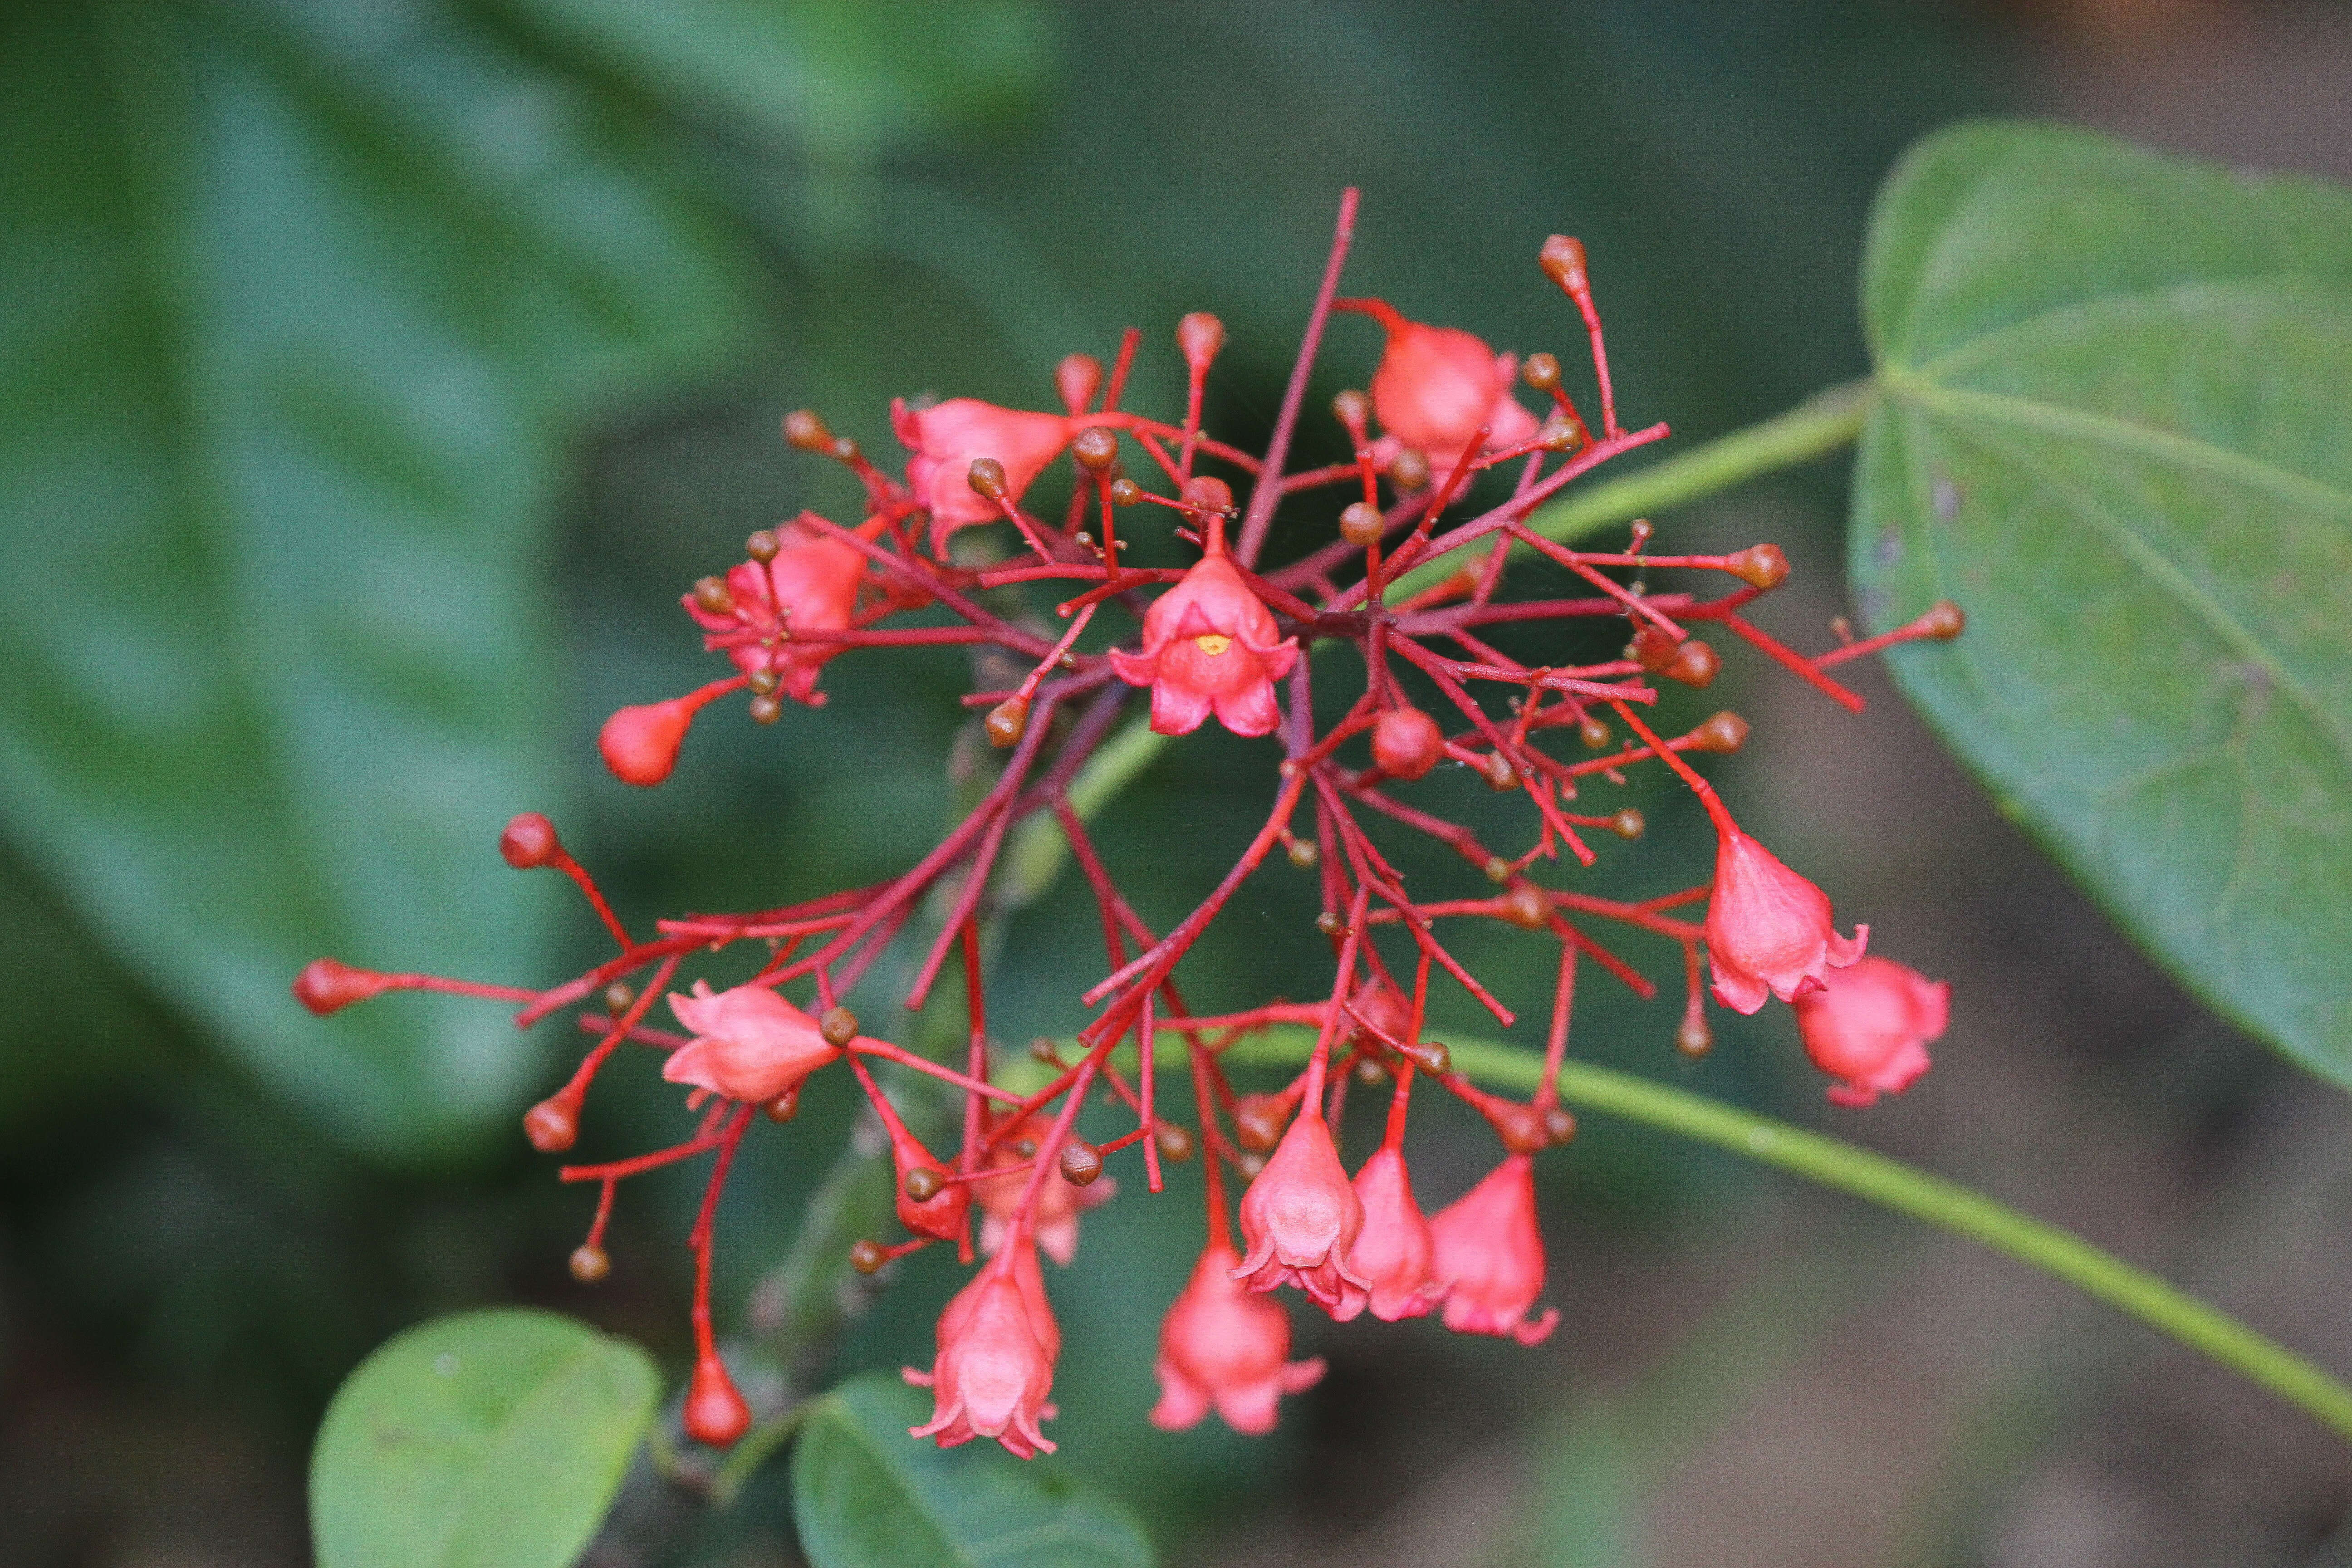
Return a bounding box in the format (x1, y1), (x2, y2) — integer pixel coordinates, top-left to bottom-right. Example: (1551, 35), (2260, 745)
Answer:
(5, 1), (2350, 1564)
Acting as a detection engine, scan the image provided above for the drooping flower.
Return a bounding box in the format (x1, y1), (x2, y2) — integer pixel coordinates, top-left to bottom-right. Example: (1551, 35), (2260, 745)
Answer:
(893, 397), (1071, 553)
(662, 982), (843, 1104)
(1703, 828), (1867, 1014)
(1337, 298), (1540, 462)
(1151, 1239), (1326, 1434)
(1428, 1154), (1557, 1345)
(685, 521), (865, 706)
(906, 1262), (1058, 1458)
(1234, 1111), (1367, 1318)
(1791, 955), (1947, 1107)
(1108, 551), (1299, 737)
(976, 1116), (1116, 1265)
(1347, 1146), (1446, 1322)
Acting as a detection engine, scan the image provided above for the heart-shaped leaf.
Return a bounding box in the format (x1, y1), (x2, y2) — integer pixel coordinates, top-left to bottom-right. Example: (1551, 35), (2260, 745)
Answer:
(1850, 121), (2352, 1082)
(791, 1371), (1154, 1568)
(311, 1309), (658, 1568)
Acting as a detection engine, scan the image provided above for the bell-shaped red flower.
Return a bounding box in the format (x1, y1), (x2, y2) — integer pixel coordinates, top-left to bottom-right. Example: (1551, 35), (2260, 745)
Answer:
(893, 397), (1071, 553)
(1703, 828), (1867, 1014)
(1150, 1239), (1326, 1435)
(1108, 552), (1298, 737)
(1428, 1154), (1557, 1345)
(1338, 298), (1539, 462)
(1234, 1111), (1367, 1318)
(975, 1115), (1116, 1265)
(1346, 1146), (1447, 1322)
(905, 1260), (1058, 1458)
(685, 522), (865, 705)
(662, 982), (842, 1104)
(1792, 955), (1946, 1107)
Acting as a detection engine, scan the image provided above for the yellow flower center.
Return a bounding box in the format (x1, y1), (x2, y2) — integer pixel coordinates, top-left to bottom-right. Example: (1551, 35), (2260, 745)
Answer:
(1192, 634), (1232, 657)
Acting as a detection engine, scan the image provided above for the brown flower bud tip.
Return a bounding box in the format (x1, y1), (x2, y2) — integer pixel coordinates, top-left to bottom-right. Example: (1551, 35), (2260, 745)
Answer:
(1176, 311), (1226, 370)
(749, 693), (784, 725)
(1107, 477), (1143, 507)
(1538, 416), (1579, 452)
(1233, 1094), (1292, 1152)
(1331, 387), (1370, 432)
(1029, 1036), (1062, 1063)
(748, 667), (780, 697)
(1916, 599), (1966, 639)
(745, 528), (780, 563)
(985, 696), (1029, 749)
(523, 1096), (579, 1153)
(1401, 1039), (1451, 1076)
(1371, 706), (1444, 781)
(1355, 1056), (1389, 1087)
(292, 957), (390, 1015)
(1072, 426), (1119, 474)
(1541, 1105), (1578, 1146)
(1627, 518), (1654, 553)
(903, 1166), (945, 1202)
(1578, 715), (1612, 750)
(1609, 808), (1646, 841)
(1058, 1139), (1106, 1186)
(1627, 625), (1680, 674)
(1484, 856), (1513, 884)
(830, 436), (861, 466)
(569, 1243), (611, 1283)
(1338, 501), (1385, 549)
(1521, 351), (1563, 392)
(1666, 638), (1722, 689)
(1235, 1151), (1267, 1179)
(1388, 446), (1431, 492)
(1011, 1138), (1038, 1159)
(1539, 234), (1590, 293)
(818, 1006), (859, 1048)
(966, 457), (1009, 502)
(764, 1088), (800, 1123)
(498, 812), (559, 870)
(1056, 352), (1103, 415)
(1724, 543), (1790, 589)
(1688, 711), (1749, 754)
(1316, 911), (1346, 938)
(1499, 881), (1551, 930)
(1154, 1122), (1195, 1161)
(603, 982), (634, 1014)
(1284, 835), (1320, 870)
(1484, 753), (1519, 792)
(782, 409), (834, 451)
(1494, 1101), (1550, 1155)
(848, 1239), (889, 1276)
(1181, 475), (1234, 515)
(1676, 1012), (1714, 1058)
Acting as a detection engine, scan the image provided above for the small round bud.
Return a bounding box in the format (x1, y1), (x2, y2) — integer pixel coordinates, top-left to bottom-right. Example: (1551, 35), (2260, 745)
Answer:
(1724, 543), (1790, 589)
(903, 1166), (944, 1202)
(1522, 352), (1562, 392)
(1627, 625), (1679, 673)
(1176, 311), (1226, 370)
(1316, 911), (1345, 937)
(1355, 1056), (1389, 1088)
(1484, 856), (1512, 884)
(848, 1239), (889, 1275)
(966, 457), (1008, 503)
(1494, 1101), (1550, 1155)
(1071, 426), (1119, 473)
(1338, 501), (1385, 549)
(1181, 475), (1234, 515)
(1627, 519), (1654, 553)
(749, 693), (784, 725)
(1285, 836), (1320, 870)
(499, 812), (561, 869)
(1234, 1094), (1291, 1152)
(1400, 1039), (1451, 1076)
(686, 573), (734, 616)
(1579, 715), (1612, 750)
(1388, 446), (1431, 492)
(1235, 1152), (1267, 1179)
(1666, 639), (1721, 688)
(985, 696), (1029, 749)
(764, 1088), (800, 1122)
(1011, 1138), (1038, 1159)
(599, 697), (696, 788)
(1107, 477), (1143, 507)
(684, 1353), (750, 1448)
(1154, 1122), (1195, 1161)
(1058, 1140), (1105, 1186)
(1688, 711), (1750, 754)
(745, 528), (780, 562)
(819, 1006), (859, 1048)
(1541, 1105), (1578, 1145)
(1484, 752), (1519, 792)
(603, 983), (634, 1014)
(523, 1097), (578, 1153)
(1676, 1012), (1714, 1058)
(1499, 880), (1551, 930)
(1538, 416), (1579, 452)
(1371, 706), (1444, 781)
(1332, 387), (1370, 432)
(831, 435), (861, 465)
(1029, 1036), (1061, 1063)
(1539, 234), (1590, 293)
(748, 667), (780, 697)
(569, 1243), (611, 1283)
(1916, 599), (1966, 639)
(1056, 353), (1103, 415)
(782, 409), (834, 451)
(1609, 808), (1646, 840)
(292, 957), (389, 1015)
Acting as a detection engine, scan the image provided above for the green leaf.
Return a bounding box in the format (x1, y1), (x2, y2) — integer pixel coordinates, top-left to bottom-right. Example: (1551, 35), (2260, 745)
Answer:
(790, 1372), (1155, 1568)
(0, 0), (751, 1157)
(1850, 120), (2352, 1082)
(311, 1308), (658, 1568)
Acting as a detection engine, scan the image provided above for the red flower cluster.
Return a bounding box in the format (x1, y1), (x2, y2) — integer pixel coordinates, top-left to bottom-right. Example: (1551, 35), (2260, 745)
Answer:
(293, 191), (1962, 1457)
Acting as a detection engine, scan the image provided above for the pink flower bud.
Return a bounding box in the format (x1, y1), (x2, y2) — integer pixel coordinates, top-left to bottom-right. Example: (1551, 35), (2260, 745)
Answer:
(1792, 955), (1946, 1107)
(1338, 298), (1540, 461)
(906, 1263), (1058, 1458)
(660, 981), (842, 1105)
(498, 812), (561, 869)
(1370, 705), (1444, 780)
(1151, 1239), (1326, 1434)
(683, 1349), (751, 1446)
(1176, 311), (1226, 373)
(893, 397), (1072, 553)
(1108, 553), (1299, 737)
(598, 696), (696, 788)
(1428, 1154), (1556, 1345)
(291, 957), (391, 1015)
(1234, 1112), (1368, 1318)
(1702, 828), (1867, 1014)
(1348, 1147), (1446, 1321)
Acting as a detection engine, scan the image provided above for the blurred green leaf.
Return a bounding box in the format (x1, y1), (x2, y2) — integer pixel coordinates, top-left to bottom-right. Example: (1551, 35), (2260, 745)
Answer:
(0, 0), (753, 1157)
(311, 1308), (657, 1568)
(1850, 120), (2352, 1083)
(790, 1371), (1154, 1568)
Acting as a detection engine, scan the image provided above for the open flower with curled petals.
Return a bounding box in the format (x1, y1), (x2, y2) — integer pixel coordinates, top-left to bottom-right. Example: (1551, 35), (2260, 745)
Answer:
(1703, 828), (1867, 1014)
(1347, 1147), (1446, 1322)
(662, 982), (841, 1104)
(684, 519), (864, 705)
(1793, 955), (1946, 1107)
(1109, 551), (1298, 737)
(905, 1261), (1058, 1458)
(1235, 1112), (1367, 1318)
(892, 397), (1070, 553)
(1428, 1154), (1557, 1345)
(1337, 297), (1540, 462)
(1151, 1239), (1326, 1435)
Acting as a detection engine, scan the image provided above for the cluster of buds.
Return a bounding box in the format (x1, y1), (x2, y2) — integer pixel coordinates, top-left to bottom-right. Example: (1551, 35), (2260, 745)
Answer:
(294, 192), (1960, 1455)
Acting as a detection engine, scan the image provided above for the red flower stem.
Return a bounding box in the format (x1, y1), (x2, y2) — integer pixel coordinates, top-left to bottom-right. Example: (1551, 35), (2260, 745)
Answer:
(1140, 992), (1161, 1192)
(1546, 914), (1660, 999)
(1230, 562), (1323, 627)
(977, 564), (1183, 588)
(1811, 611), (1954, 668)
(1318, 778), (1516, 1025)
(776, 626), (997, 648)
(1194, 1045), (1233, 1246)
(851, 1039), (1025, 1107)
(1608, 698), (1738, 838)
(1266, 489), (1422, 591)
(549, 953), (679, 1112)
(1154, 1003), (1329, 1033)
(1503, 519), (1686, 641)
(1379, 950), (1433, 1152)
(1102, 326), (1141, 412)
(516, 932), (710, 1026)
(654, 912), (856, 941)
(1011, 604), (1097, 703)
(1237, 187), (1359, 568)
(1371, 425), (1486, 599)
(585, 1178), (617, 1249)
(791, 513), (1051, 659)
(959, 920), (987, 1179)
(363, 974), (544, 1005)
(1301, 884), (1372, 1108)
(544, 848), (635, 950)
(1545, 888), (1704, 941)
(1532, 940), (1578, 1110)
(1714, 612), (1866, 712)
(559, 1129), (727, 1183)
